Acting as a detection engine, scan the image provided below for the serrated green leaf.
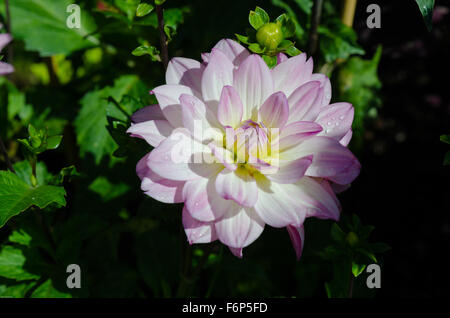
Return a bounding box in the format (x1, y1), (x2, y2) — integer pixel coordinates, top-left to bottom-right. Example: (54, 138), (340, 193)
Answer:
(318, 19), (365, 62)
(31, 279), (71, 298)
(136, 2), (154, 17)
(0, 281), (37, 298)
(415, 0), (435, 31)
(0, 171), (66, 228)
(0, 246), (40, 281)
(74, 75), (148, 164)
(276, 14), (295, 38)
(0, 0), (99, 56)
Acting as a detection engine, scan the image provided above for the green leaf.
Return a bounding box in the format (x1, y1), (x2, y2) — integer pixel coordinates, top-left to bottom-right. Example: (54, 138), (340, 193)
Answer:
(1, 0), (99, 56)
(0, 246), (40, 281)
(276, 14), (296, 38)
(155, 0), (166, 5)
(293, 0), (313, 15)
(74, 75), (148, 164)
(338, 46), (382, 148)
(88, 177), (130, 202)
(415, 0), (435, 31)
(31, 279), (71, 298)
(235, 33), (250, 45)
(271, 0), (305, 39)
(13, 161), (52, 187)
(262, 55), (277, 68)
(318, 19), (365, 62)
(0, 171), (66, 228)
(132, 45), (161, 61)
(440, 134), (450, 144)
(248, 43), (265, 54)
(330, 223), (346, 245)
(351, 261), (366, 277)
(249, 7), (270, 30)
(136, 2), (154, 17)
(46, 135), (63, 150)
(0, 281), (37, 298)
(444, 151), (450, 166)
(285, 45), (301, 56)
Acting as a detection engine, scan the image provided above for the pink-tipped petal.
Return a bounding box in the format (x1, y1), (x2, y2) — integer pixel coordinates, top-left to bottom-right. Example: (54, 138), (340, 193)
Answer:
(0, 61), (14, 75)
(208, 142), (238, 171)
(297, 177), (341, 221)
(311, 73), (332, 106)
(233, 54), (274, 120)
(214, 207), (265, 248)
(0, 34), (12, 52)
(136, 154), (184, 203)
(127, 120), (174, 147)
(254, 178), (308, 228)
(339, 129), (353, 146)
(229, 247), (243, 258)
(212, 39), (250, 66)
(258, 91), (289, 129)
(215, 168), (258, 207)
(152, 84), (194, 128)
(182, 177), (233, 222)
(279, 121), (323, 151)
(287, 225), (305, 260)
(218, 85), (243, 128)
(201, 49), (234, 102)
(182, 206), (218, 244)
(148, 129), (220, 181)
(266, 155), (313, 184)
(293, 136), (361, 185)
(276, 53), (288, 65)
(131, 105), (166, 123)
(316, 103), (354, 141)
(288, 81), (324, 123)
(271, 53), (313, 97)
(166, 57), (204, 95)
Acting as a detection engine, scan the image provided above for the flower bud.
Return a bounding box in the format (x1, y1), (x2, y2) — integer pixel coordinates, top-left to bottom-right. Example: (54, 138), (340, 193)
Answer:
(256, 22), (283, 51)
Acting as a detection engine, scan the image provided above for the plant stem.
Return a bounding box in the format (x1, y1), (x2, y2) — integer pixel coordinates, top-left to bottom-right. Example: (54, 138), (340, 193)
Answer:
(307, 0), (324, 57)
(0, 136), (15, 173)
(347, 262), (354, 298)
(156, 5), (169, 70)
(4, 0), (13, 63)
(341, 0), (358, 27)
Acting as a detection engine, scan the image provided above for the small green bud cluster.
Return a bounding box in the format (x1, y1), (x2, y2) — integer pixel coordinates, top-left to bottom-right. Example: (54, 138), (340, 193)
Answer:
(235, 7), (302, 68)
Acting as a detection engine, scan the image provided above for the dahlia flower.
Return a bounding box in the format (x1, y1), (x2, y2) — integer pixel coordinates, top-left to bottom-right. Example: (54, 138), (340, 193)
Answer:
(128, 39), (360, 259)
(0, 33), (13, 75)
